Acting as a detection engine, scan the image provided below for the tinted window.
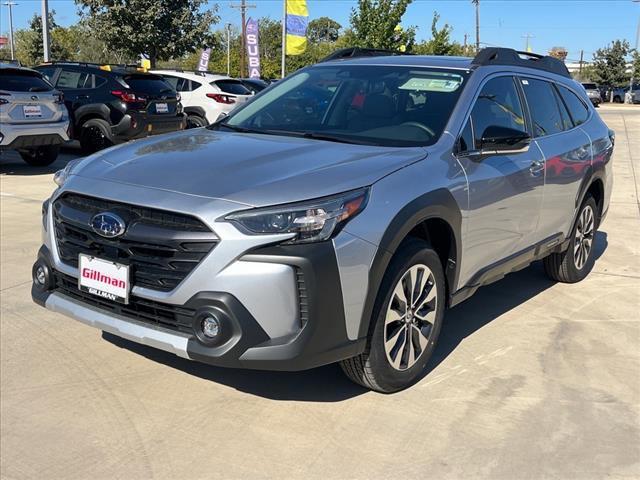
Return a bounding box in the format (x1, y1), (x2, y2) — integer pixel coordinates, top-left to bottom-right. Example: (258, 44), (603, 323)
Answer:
(558, 85), (589, 126)
(521, 78), (564, 137)
(162, 75), (180, 90)
(552, 86), (573, 130)
(469, 76), (526, 149)
(37, 66), (57, 83)
(459, 118), (474, 152)
(56, 69), (90, 89)
(214, 80), (251, 95)
(582, 83), (597, 90)
(94, 75), (107, 88)
(190, 80), (202, 91)
(0, 69), (53, 92)
(123, 74), (174, 94)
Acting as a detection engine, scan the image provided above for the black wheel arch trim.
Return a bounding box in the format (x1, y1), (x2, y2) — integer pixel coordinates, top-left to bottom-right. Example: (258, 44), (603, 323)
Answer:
(356, 188), (462, 339)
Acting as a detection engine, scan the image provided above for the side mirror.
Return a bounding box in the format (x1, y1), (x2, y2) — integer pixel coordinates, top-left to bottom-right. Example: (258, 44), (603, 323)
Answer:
(480, 125), (531, 153)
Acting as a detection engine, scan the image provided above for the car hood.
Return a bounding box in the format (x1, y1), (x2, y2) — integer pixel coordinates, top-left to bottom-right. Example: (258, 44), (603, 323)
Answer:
(74, 129), (427, 207)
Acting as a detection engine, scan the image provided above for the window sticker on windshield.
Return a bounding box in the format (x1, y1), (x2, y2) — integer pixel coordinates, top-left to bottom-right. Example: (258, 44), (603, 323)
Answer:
(522, 79), (530, 85)
(399, 75), (463, 92)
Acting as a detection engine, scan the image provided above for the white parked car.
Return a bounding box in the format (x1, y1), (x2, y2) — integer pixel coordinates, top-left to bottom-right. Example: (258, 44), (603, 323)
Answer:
(151, 70), (253, 127)
(0, 63), (70, 166)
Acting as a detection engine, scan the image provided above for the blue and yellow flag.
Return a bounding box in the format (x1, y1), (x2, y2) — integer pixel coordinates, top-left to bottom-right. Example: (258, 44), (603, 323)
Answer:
(286, 0), (308, 55)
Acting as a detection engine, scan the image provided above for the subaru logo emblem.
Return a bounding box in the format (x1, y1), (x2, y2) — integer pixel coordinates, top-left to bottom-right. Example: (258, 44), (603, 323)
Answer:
(90, 212), (126, 238)
(30, 95), (38, 101)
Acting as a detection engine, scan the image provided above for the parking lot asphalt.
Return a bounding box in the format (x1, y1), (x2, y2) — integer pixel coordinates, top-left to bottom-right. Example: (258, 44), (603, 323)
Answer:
(1, 105), (639, 479)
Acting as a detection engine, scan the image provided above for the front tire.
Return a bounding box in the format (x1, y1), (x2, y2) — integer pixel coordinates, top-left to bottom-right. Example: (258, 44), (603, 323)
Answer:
(19, 145), (60, 166)
(341, 238), (445, 393)
(543, 196), (598, 283)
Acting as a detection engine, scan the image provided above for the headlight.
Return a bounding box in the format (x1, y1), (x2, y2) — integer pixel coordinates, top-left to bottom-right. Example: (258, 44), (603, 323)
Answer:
(53, 159), (82, 187)
(225, 188), (369, 244)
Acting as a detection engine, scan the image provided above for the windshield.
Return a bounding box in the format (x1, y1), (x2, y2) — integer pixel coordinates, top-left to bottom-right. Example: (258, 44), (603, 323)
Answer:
(218, 65), (468, 147)
(122, 74), (174, 95)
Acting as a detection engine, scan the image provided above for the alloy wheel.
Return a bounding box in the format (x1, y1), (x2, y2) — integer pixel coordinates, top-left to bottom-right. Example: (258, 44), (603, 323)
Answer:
(384, 264), (438, 371)
(574, 204), (595, 270)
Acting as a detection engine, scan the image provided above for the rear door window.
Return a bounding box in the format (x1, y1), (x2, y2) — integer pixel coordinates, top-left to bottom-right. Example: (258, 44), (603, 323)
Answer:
(552, 86), (573, 130)
(0, 69), (53, 92)
(468, 76), (526, 149)
(213, 79), (251, 95)
(521, 78), (564, 137)
(557, 85), (589, 126)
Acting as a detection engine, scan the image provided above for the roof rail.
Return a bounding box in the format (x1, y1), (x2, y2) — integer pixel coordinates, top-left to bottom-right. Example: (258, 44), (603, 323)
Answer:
(472, 47), (571, 78)
(39, 61), (143, 71)
(319, 47), (411, 63)
(154, 68), (228, 76)
(0, 58), (21, 66)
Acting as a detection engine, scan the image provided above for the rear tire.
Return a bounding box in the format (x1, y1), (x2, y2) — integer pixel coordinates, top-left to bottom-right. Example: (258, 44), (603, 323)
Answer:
(543, 196), (598, 283)
(80, 118), (113, 154)
(340, 238), (445, 393)
(19, 145), (60, 166)
(186, 114), (208, 129)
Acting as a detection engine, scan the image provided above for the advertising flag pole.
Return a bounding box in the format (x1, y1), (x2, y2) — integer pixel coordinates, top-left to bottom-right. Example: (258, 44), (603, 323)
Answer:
(281, 0), (286, 78)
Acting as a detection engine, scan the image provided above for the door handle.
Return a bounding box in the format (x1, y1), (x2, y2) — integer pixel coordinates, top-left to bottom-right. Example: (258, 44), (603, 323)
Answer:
(529, 159), (544, 176)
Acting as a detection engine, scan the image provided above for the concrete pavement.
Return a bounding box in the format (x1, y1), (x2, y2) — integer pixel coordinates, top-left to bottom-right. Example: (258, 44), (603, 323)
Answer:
(1, 107), (639, 479)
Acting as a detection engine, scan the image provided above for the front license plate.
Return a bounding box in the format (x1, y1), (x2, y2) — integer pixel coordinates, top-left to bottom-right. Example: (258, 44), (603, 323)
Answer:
(78, 254), (130, 304)
(156, 103), (168, 113)
(23, 105), (42, 118)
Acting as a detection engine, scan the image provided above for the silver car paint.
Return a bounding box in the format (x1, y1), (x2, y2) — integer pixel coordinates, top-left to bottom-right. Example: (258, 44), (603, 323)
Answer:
(75, 128), (428, 207)
(39, 59), (613, 357)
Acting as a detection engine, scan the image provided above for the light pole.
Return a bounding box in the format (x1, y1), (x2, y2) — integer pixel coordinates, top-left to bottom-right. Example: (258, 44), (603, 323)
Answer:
(41, 0), (50, 62)
(472, 0), (480, 52)
(226, 23), (232, 76)
(630, 0), (640, 97)
(3, 2), (17, 60)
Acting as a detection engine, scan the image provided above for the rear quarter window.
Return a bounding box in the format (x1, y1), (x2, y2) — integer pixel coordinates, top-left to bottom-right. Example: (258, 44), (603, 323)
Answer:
(557, 85), (589, 126)
(0, 69), (53, 92)
(213, 79), (251, 95)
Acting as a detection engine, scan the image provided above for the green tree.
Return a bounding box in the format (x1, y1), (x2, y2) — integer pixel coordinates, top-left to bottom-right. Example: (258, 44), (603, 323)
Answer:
(76, 0), (219, 67)
(591, 39), (631, 100)
(307, 17), (341, 43)
(414, 12), (464, 56)
(15, 11), (73, 64)
(349, 0), (416, 50)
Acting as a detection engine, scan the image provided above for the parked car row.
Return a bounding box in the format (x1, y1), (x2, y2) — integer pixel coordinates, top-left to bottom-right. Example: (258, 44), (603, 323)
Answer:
(1, 61), (272, 166)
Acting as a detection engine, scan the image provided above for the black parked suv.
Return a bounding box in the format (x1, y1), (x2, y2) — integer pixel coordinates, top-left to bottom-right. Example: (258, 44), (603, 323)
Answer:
(35, 62), (186, 153)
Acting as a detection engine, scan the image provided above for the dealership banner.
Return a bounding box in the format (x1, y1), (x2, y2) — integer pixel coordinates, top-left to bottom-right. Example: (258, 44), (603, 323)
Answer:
(198, 48), (211, 72)
(246, 18), (261, 79)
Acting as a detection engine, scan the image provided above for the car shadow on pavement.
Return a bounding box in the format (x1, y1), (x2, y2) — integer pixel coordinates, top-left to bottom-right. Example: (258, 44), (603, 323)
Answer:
(103, 231), (608, 402)
(0, 146), (82, 176)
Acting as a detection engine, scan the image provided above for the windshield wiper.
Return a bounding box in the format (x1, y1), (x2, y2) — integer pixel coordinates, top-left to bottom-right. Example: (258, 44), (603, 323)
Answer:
(264, 130), (378, 146)
(212, 123), (267, 134)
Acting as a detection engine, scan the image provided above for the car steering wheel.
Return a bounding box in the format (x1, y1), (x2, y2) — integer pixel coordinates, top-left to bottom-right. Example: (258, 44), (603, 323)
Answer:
(400, 121), (436, 138)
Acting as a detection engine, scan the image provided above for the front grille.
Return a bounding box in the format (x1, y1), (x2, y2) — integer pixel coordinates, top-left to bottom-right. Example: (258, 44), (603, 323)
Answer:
(54, 271), (195, 334)
(53, 193), (218, 292)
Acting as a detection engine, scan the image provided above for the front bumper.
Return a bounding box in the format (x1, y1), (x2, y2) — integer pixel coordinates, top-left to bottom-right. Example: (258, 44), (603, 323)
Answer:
(0, 119), (70, 148)
(32, 239), (365, 371)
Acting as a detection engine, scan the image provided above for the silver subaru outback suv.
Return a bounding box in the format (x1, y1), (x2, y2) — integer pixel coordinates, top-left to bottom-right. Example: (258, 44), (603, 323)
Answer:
(32, 48), (613, 392)
(0, 62), (70, 166)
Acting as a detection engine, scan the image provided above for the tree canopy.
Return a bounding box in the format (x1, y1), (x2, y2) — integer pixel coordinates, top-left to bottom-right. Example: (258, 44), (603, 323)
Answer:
(349, 0), (416, 50)
(76, 0), (219, 67)
(591, 40), (631, 88)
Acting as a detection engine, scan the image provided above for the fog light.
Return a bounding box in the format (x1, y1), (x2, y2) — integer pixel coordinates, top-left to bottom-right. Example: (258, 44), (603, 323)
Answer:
(32, 260), (53, 291)
(35, 266), (46, 285)
(202, 315), (220, 338)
